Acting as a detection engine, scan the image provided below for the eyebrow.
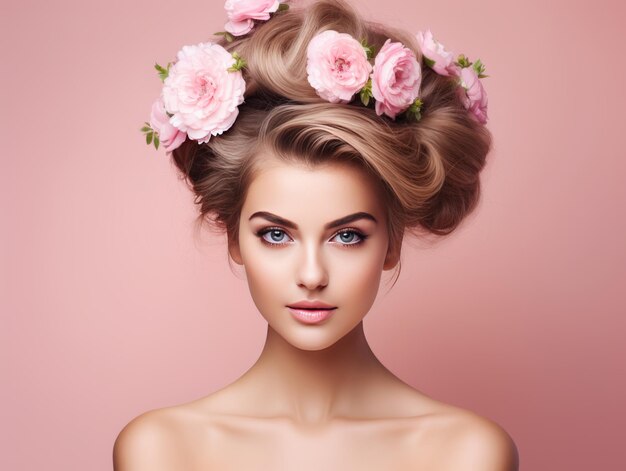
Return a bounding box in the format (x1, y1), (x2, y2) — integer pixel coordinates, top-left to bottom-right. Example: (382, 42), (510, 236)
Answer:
(248, 211), (378, 230)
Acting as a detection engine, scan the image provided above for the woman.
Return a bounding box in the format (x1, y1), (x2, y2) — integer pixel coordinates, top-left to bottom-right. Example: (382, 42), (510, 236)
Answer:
(115, 0), (518, 469)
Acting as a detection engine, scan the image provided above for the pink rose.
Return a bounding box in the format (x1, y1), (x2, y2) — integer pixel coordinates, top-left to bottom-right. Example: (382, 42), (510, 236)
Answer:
(415, 29), (460, 77)
(162, 42), (246, 144)
(370, 38), (422, 119)
(458, 67), (488, 124)
(224, 0), (280, 36)
(149, 97), (187, 153)
(306, 29), (373, 104)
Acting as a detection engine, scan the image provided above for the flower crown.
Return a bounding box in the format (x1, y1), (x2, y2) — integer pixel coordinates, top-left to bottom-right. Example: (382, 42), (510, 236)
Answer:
(141, 0), (489, 153)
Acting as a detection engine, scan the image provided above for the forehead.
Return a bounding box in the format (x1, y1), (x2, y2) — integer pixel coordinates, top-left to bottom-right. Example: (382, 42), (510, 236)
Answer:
(242, 155), (387, 222)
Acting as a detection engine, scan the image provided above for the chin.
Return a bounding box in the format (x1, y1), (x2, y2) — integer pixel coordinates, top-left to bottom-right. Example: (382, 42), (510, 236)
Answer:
(276, 323), (352, 351)
(288, 335), (345, 352)
(275, 314), (367, 352)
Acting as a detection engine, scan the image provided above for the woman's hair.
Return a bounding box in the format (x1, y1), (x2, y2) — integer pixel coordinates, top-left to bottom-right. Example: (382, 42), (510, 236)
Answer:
(170, 0), (492, 282)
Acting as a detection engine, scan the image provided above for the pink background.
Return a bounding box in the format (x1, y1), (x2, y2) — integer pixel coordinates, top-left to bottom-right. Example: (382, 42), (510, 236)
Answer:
(2, 0), (625, 469)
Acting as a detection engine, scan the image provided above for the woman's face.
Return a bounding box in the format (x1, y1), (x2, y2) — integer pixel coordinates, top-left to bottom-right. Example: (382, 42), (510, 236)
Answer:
(229, 155), (399, 351)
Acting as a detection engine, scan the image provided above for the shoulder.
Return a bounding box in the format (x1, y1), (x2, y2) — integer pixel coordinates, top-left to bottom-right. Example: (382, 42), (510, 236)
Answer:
(422, 407), (519, 471)
(447, 411), (518, 471)
(113, 407), (193, 471)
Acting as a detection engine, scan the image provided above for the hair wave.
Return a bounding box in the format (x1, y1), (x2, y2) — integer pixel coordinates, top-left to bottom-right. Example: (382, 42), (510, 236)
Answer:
(170, 0), (492, 282)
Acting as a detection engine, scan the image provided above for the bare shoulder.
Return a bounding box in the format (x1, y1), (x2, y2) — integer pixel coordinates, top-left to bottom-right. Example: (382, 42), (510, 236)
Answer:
(410, 402), (519, 471)
(444, 409), (519, 471)
(113, 406), (199, 471)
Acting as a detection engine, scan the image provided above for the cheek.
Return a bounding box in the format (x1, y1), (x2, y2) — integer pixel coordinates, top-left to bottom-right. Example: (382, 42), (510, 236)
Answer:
(330, 246), (386, 307)
(240, 238), (290, 311)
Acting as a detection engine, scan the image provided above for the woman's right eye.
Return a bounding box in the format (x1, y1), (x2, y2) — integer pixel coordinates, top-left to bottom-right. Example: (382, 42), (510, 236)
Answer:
(258, 228), (291, 245)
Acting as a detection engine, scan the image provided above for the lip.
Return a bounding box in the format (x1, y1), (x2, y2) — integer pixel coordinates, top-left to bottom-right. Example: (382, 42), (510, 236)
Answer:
(286, 300), (337, 325)
(287, 300), (337, 309)
(287, 307), (336, 325)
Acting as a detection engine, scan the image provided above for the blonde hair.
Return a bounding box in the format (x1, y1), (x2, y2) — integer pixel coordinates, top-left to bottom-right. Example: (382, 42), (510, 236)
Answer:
(170, 0), (492, 282)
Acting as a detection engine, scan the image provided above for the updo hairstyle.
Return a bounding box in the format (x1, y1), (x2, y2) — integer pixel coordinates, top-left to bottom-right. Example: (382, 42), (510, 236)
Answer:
(170, 0), (492, 279)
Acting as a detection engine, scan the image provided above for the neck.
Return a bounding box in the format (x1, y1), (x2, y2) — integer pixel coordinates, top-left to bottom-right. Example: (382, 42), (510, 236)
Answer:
(236, 321), (398, 427)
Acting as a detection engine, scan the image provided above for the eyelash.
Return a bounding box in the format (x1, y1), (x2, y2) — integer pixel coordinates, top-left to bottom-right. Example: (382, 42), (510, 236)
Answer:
(255, 226), (368, 248)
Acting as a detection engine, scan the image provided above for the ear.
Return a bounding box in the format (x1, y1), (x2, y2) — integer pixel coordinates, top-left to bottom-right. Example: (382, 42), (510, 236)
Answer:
(228, 237), (244, 266)
(383, 238), (401, 271)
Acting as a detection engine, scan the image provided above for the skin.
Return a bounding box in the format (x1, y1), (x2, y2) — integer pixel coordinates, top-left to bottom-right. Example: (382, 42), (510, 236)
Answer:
(113, 155), (519, 470)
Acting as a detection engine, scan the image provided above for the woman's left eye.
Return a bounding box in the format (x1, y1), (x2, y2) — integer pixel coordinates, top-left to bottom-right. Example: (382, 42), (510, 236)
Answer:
(331, 229), (365, 246)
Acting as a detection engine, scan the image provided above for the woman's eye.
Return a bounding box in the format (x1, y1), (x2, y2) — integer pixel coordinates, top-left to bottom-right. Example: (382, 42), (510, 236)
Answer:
(260, 228), (291, 245)
(332, 229), (364, 246)
(257, 227), (366, 247)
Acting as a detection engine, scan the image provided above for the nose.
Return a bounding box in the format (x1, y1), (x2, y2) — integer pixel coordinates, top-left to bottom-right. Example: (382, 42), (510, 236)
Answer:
(296, 241), (329, 290)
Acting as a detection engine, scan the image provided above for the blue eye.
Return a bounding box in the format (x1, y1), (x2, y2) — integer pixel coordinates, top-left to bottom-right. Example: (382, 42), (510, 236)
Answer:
(256, 226), (368, 248)
(332, 229), (364, 245)
(260, 228), (291, 245)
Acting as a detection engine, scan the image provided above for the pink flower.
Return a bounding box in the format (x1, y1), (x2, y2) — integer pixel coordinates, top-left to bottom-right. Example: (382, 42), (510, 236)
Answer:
(370, 39), (422, 119)
(306, 30), (373, 104)
(458, 66), (488, 124)
(415, 29), (460, 77)
(149, 97), (187, 153)
(162, 42), (246, 145)
(224, 0), (280, 36)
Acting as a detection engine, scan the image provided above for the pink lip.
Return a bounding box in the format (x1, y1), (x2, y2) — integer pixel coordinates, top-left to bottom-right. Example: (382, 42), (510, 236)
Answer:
(287, 300), (336, 309)
(287, 307), (336, 325)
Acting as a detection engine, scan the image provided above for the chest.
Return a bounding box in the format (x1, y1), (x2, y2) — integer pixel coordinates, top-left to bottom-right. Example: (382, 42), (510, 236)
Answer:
(181, 418), (438, 471)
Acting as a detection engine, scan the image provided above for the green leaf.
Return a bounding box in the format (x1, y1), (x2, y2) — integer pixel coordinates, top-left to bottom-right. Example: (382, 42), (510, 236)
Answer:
(360, 91), (370, 106)
(456, 54), (471, 68)
(154, 62), (171, 82)
(423, 56), (436, 68)
(214, 31), (234, 43)
(228, 51), (247, 72)
(154, 134), (160, 150)
(472, 58), (486, 76)
(140, 125), (152, 133)
(359, 79), (373, 107)
(360, 38), (374, 60)
(405, 98), (423, 122)
(146, 132), (153, 145)
(277, 3), (289, 12)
